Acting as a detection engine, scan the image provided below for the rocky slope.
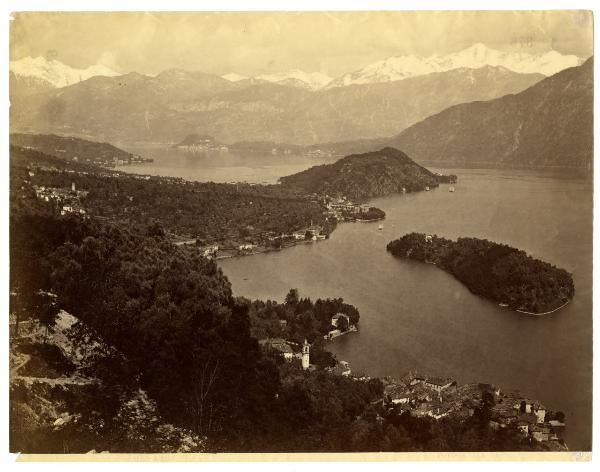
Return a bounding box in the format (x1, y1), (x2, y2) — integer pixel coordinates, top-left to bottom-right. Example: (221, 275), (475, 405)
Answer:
(10, 311), (206, 453)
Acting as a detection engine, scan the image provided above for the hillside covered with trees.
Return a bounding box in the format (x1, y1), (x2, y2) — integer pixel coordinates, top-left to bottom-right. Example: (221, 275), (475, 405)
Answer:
(280, 147), (456, 201)
(10, 133), (148, 167)
(386, 233), (574, 314)
(10, 146), (552, 453)
(12, 205), (547, 453)
(11, 145), (332, 248)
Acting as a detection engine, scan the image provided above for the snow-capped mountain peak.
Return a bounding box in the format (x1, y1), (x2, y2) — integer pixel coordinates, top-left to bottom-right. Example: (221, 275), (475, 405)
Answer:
(255, 69), (333, 90)
(326, 44), (584, 88)
(222, 72), (248, 82)
(9, 56), (120, 88)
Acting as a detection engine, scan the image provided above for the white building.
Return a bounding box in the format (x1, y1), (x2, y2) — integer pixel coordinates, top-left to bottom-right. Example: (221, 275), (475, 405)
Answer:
(423, 377), (455, 393)
(534, 405), (547, 424)
(202, 245), (219, 258)
(238, 244), (256, 251)
(302, 339), (310, 370)
(331, 313), (350, 327)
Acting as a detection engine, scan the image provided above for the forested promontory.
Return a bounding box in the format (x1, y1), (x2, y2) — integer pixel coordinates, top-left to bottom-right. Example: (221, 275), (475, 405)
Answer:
(386, 233), (574, 314)
(9, 133), (151, 166)
(280, 147), (456, 201)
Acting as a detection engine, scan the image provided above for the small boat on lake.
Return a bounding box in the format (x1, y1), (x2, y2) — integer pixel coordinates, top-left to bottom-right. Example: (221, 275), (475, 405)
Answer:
(449, 186), (455, 192)
(378, 224), (383, 230)
(425, 186), (430, 191)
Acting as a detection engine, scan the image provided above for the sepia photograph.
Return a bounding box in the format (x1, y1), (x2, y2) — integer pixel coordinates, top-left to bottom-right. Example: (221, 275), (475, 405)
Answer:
(4, 4), (595, 461)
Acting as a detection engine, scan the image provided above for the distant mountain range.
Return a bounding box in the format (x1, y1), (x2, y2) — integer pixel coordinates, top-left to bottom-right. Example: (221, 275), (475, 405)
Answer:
(326, 43), (584, 88)
(10, 65), (543, 145)
(9, 47), (592, 169)
(253, 70), (333, 91)
(9, 56), (119, 88)
(311, 58), (593, 169)
(221, 71), (334, 91)
(387, 57), (593, 169)
(280, 147), (453, 201)
(11, 44), (583, 93)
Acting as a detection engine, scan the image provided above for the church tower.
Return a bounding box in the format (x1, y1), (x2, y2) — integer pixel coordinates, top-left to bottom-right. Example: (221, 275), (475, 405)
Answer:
(302, 339), (310, 370)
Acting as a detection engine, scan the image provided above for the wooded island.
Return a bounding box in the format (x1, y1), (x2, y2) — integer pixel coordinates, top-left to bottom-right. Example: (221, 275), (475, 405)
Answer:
(386, 233), (574, 314)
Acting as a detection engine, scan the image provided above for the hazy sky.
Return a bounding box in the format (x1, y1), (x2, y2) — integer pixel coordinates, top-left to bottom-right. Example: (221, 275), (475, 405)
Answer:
(10, 11), (594, 77)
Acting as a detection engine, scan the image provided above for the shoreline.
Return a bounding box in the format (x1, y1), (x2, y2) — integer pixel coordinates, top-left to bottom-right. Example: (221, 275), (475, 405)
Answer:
(211, 217), (386, 260)
(117, 144), (590, 171)
(515, 299), (571, 316)
(324, 328), (568, 450)
(214, 238), (318, 260)
(211, 213), (387, 261)
(388, 235), (574, 319)
(323, 325), (358, 341)
(211, 186), (444, 261)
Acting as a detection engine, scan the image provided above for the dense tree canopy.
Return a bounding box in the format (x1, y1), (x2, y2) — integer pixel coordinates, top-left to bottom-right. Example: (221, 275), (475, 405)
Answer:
(387, 233), (574, 313)
(10, 147), (554, 453)
(11, 145), (332, 246)
(280, 147), (456, 201)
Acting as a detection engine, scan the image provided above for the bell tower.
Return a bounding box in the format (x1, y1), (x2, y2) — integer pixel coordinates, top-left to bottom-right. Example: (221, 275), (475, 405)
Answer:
(302, 339), (310, 370)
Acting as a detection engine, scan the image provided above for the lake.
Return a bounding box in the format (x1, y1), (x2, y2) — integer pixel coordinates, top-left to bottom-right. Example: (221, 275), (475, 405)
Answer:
(119, 146), (337, 184)
(218, 168), (593, 451)
(120, 148), (592, 450)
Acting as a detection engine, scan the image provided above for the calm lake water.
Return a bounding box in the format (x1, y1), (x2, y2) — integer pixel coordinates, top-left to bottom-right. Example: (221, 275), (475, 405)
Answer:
(120, 148), (592, 450)
(119, 147), (337, 184)
(218, 169), (593, 451)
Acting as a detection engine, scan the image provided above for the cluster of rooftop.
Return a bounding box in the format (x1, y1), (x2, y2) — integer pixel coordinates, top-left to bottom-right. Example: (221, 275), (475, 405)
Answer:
(32, 181), (89, 216)
(186, 224), (329, 259)
(302, 148), (335, 158)
(323, 196), (382, 222)
(381, 372), (567, 449)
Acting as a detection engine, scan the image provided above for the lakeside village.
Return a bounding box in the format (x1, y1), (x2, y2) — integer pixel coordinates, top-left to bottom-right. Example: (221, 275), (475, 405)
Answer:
(261, 319), (568, 451)
(25, 163), (152, 218)
(175, 136), (230, 153)
(178, 194), (385, 259)
(23, 162), (384, 259)
(174, 135), (336, 158)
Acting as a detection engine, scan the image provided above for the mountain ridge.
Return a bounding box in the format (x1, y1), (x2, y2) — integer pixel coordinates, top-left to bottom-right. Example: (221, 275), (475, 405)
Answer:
(12, 44), (584, 93)
(11, 65), (544, 145)
(386, 57), (593, 169)
(327, 43), (584, 88)
(9, 55), (120, 88)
